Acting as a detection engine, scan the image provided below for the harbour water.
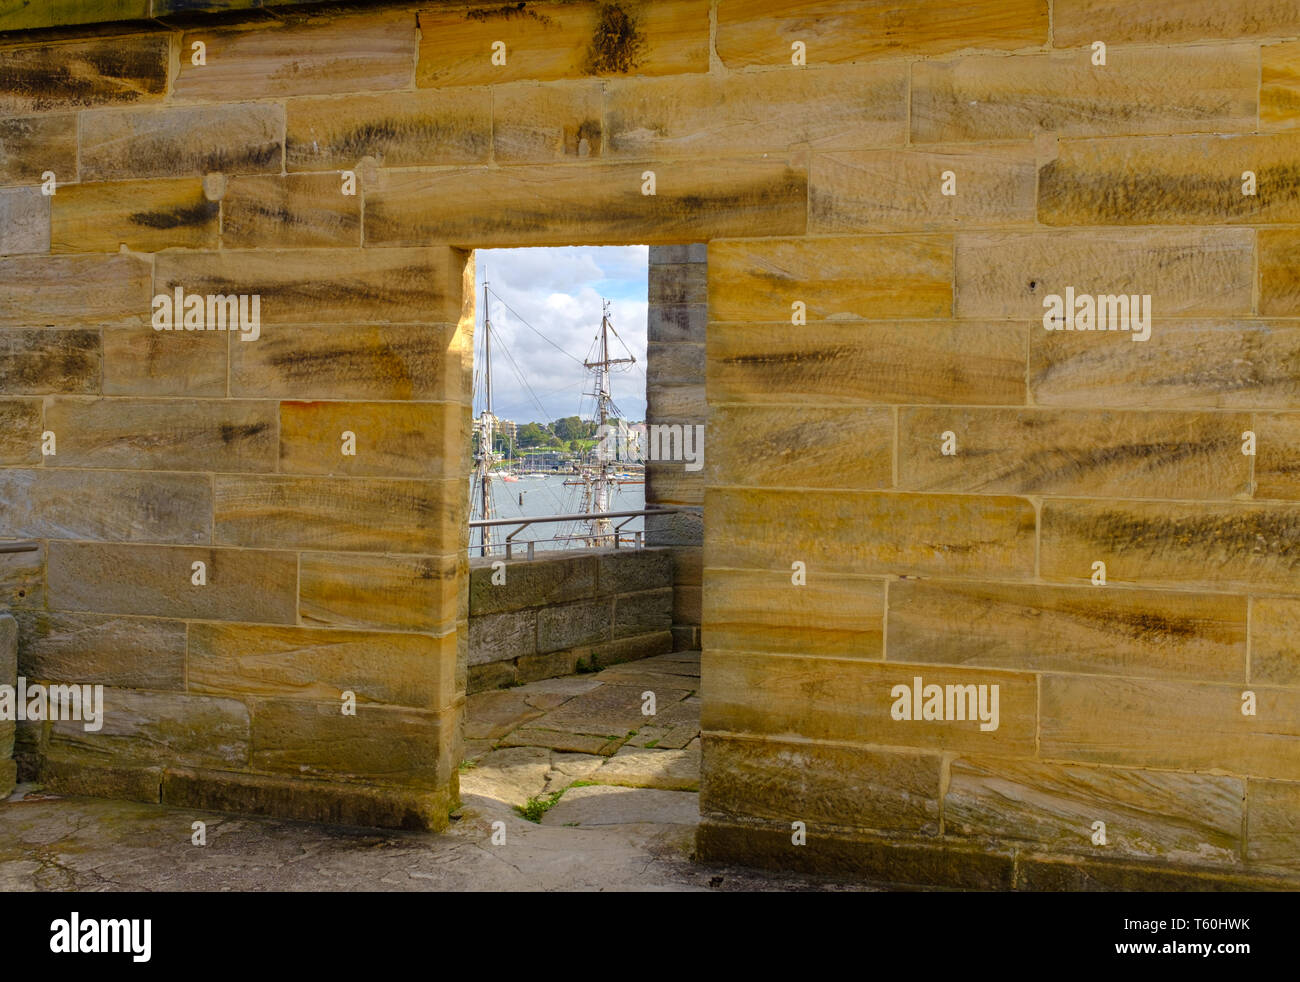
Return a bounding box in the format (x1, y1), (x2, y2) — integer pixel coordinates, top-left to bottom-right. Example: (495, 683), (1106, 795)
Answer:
(469, 472), (645, 553)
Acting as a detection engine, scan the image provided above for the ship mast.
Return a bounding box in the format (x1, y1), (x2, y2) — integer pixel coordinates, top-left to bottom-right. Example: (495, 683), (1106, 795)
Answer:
(475, 280), (497, 556)
(582, 299), (635, 546)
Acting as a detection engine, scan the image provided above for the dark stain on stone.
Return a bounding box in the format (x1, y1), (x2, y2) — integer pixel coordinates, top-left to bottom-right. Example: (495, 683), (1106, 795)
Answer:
(219, 422), (269, 444)
(586, 4), (645, 75)
(290, 115), (489, 165)
(1060, 507), (1300, 567)
(466, 2), (552, 24)
(1109, 608), (1199, 642)
(0, 37), (168, 112)
(128, 200), (218, 230)
(417, 559), (439, 580)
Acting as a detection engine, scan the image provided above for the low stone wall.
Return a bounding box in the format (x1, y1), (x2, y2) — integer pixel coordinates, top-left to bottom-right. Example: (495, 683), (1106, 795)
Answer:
(467, 549), (673, 693)
(1, 614), (16, 797)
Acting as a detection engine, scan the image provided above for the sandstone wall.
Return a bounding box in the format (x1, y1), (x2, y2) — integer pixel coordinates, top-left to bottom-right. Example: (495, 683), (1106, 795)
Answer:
(467, 548), (672, 693)
(0, 0), (1297, 884)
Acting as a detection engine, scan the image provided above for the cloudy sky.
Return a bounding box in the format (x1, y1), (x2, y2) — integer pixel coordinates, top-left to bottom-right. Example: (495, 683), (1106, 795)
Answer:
(474, 246), (649, 426)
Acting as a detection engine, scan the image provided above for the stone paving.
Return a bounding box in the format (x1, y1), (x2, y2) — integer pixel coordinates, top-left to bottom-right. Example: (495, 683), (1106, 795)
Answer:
(0, 651), (878, 892)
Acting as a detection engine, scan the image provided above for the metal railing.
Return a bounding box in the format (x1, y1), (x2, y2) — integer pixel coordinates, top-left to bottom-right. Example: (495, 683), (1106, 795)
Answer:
(469, 506), (693, 560)
(0, 541), (39, 554)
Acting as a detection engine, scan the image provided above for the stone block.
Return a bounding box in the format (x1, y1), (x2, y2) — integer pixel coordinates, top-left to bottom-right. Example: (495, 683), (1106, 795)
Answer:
(888, 579), (1246, 681)
(709, 234), (951, 322)
(0, 113), (76, 185)
(613, 588), (672, 637)
(0, 541), (43, 609)
(279, 400), (464, 478)
(0, 253), (150, 327)
(1255, 412), (1300, 500)
(80, 102), (283, 181)
(299, 552), (459, 634)
(0, 468), (210, 544)
(955, 229), (1254, 319)
(596, 548), (671, 595)
(704, 567), (884, 658)
(44, 397), (277, 471)
(37, 755), (161, 804)
(706, 488), (1035, 578)
(0, 398), (41, 464)
(493, 79), (602, 162)
(467, 609), (536, 667)
(701, 736), (941, 834)
(47, 541), (297, 623)
(0, 35), (168, 115)
(898, 408), (1250, 497)
(0, 329), (95, 395)
(213, 475), (461, 553)
(1263, 40), (1300, 131)
(912, 46), (1257, 142)
(537, 598), (612, 653)
(468, 554), (596, 614)
(1247, 779), (1300, 872)
(190, 622), (456, 710)
(51, 177), (218, 253)
(286, 88), (491, 170)
(1054, 0), (1300, 43)
(648, 303), (705, 343)
(1041, 499), (1300, 592)
(0, 186), (48, 254)
(1040, 675), (1300, 781)
(222, 173), (361, 248)
(1259, 230), (1300, 315)
(15, 610), (186, 690)
(1249, 598), (1300, 686)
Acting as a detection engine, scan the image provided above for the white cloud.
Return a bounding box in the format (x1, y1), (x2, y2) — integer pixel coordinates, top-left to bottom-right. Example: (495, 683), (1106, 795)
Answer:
(474, 246), (648, 425)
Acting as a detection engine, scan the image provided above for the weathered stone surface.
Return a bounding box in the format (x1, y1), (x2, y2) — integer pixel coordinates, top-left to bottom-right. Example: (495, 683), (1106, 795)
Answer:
(156, 247), (466, 325)
(0, 469), (210, 544)
(1247, 779), (1300, 872)
(701, 736), (940, 833)
(0, 541), (42, 609)
(279, 400), (463, 478)
(80, 103), (283, 181)
(1041, 675), (1300, 781)
(613, 589), (672, 637)
(0, 398), (40, 464)
(704, 567), (885, 658)
(51, 177), (218, 253)
(607, 64), (906, 157)
(707, 489), (1035, 578)
(300, 552), (458, 633)
(103, 325), (226, 398)
(648, 264), (706, 305)
(14, 609), (185, 690)
(593, 742), (700, 791)
(43, 397), (277, 471)
(161, 766), (452, 832)
(1016, 853), (1293, 891)
(0, 253), (150, 327)
(595, 550), (671, 595)
(494, 80), (602, 162)
(37, 755), (161, 804)
(1259, 230), (1300, 315)
(537, 598), (611, 653)
(469, 554), (596, 614)
(710, 405), (892, 490)
(890, 579), (1246, 682)
(912, 46), (1257, 141)
(231, 322), (464, 401)
(649, 305), (704, 344)
(250, 700), (452, 786)
(0, 0), (149, 32)
(1031, 319), (1300, 409)
(1041, 499), (1300, 592)
(50, 689), (249, 769)
(468, 609), (536, 667)
(0, 329), (93, 395)
(1040, 134), (1300, 225)
(649, 243), (706, 265)
(46, 541), (297, 623)
(709, 235), (951, 322)
(898, 408), (1251, 497)
(702, 650), (1037, 755)
(535, 682), (690, 738)
(0, 113), (76, 185)
(811, 147), (1036, 231)
(0, 615), (15, 763)
(947, 757), (1244, 864)
(190, 623), (455, 710)
(1054, 0), (1300, 43)
(0, 35), (168, 115)
(463, 688), (546, 740)
(214, 475), (460, 553)
(1256, 412), (1300, 500)
(1263, 40), (1300, 131)
(416, 0), (709, 87)
(569, 631), (673, 673)
(541, 784), (700, 826)
(365, 157), (806, 247)
(1250, 598), (1300, 686)
(516, 648), (582, 684)
(458, 745), (551, 807)
(955, 229), (1254, 319)
(286, 88), (492, 170)
(222, 173), (361, 248)
(709, 322), (1025, 407)
(646, 342), (703, 387)
(716, 0), (1046, 67)
(0, 186), (48, 254)
(175, 11), (416, 101)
